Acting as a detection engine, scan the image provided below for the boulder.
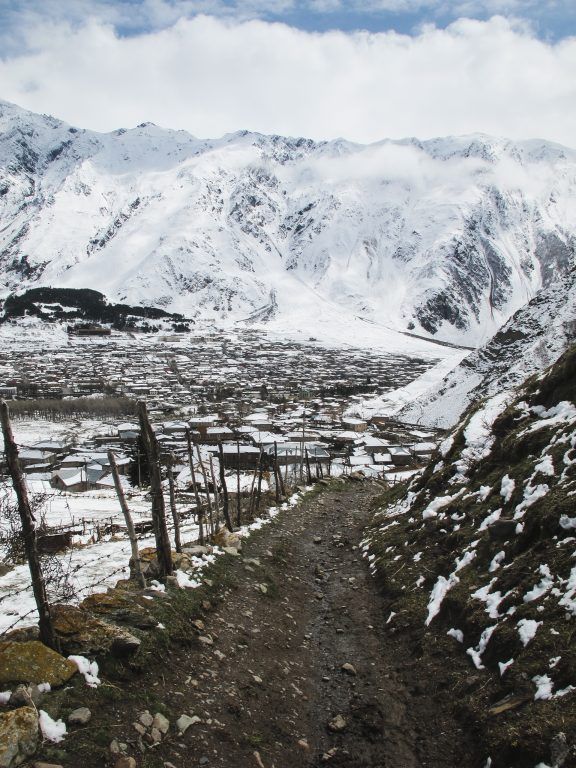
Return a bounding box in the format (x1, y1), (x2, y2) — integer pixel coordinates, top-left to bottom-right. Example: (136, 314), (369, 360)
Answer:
(80, 592), (157, 629)
(176, 714), (200, 733)
(129, 547), (161, 579)
(8, 684), (47, 709)
(327, 714), (347, 732)
(51, 605), (141, 657)
(0, 642), (76, 687)
(152, 712), (169, 734)
(171, 552), (193, 572)
(68, 707), (91, 725)
(212, 528), (242, 551)
(182, 545), (210, 556)
(0, 706), (39, 768)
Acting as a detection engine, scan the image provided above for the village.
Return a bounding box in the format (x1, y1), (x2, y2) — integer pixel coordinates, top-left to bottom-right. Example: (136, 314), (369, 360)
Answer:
(0, 326), (443, 634)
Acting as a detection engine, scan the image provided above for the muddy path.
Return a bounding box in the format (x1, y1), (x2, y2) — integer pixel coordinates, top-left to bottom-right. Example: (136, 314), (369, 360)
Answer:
(62, 480), (473, 768)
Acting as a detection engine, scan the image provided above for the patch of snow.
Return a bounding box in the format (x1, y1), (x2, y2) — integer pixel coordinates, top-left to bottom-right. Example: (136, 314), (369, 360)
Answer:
(533, 674), (553, 700)
(68, 655), (101, 688)
(517, 618), (542, 647)
(513, 483), (550, 520)
(425, 573), (459, 625)
(422, 489), (464, 520)
(39, 710), (67, 742)
(466, 625), (497, 670)
(498, 658), (514, 676)
(489, 551), (506, 572)
(500, 475), (515, 503)
(524, 565), (554, 602)
(479, 508), (502, 532)
(534, 455), (555, 477)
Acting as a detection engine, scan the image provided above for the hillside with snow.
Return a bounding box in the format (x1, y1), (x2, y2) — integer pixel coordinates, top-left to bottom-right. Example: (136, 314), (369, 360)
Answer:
(396, 267), (576, 427)
(1, 100), (575, 347)
(363, 344), (576, 767)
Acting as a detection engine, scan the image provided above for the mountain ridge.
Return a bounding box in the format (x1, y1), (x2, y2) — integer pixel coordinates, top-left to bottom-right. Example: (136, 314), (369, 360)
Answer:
(1, 100), (575, 347)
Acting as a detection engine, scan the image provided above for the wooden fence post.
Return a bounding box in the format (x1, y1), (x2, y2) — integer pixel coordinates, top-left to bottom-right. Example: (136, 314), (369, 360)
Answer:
(236, 441), (241, 527)
(248, 449), (262, 519)
(0, 400), (59, 651)
(167, 460), (182, 553)
(185, 428), (204, 545)
(136, 401), (173, 578)
(305, 447), (312, 484)
(108, 449), (146, 588)
(217, 442), (233, 532)
(196, 446), (214, 536)
(208, 454), (221, 530)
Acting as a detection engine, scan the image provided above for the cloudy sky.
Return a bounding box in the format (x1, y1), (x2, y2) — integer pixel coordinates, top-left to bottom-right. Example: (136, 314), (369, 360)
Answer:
(0, 0), (575, 146)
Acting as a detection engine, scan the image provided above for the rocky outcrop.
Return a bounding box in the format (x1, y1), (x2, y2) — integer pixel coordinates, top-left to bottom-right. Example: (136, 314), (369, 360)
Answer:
(0, 642), (76, 687)
(0, 706), (39, 768)
(50, 605), (141, 657)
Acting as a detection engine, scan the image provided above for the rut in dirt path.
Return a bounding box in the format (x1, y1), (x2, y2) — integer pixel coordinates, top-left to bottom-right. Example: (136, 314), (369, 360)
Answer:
(110, 480), (471, 768)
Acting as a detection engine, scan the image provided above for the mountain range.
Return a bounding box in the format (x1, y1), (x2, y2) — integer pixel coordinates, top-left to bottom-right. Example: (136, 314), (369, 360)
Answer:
(1, 99), (575, 347)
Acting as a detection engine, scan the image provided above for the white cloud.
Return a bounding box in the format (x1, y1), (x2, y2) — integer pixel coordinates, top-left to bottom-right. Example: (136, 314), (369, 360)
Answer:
(0, 14), (575, 147)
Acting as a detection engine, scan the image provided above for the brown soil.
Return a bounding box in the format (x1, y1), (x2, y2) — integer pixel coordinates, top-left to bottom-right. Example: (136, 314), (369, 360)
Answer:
(37, 480), (477, 768)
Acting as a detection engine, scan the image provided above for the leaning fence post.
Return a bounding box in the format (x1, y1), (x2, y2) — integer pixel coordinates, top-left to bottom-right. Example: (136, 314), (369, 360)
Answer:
(236, 441), (241, 527)
(136, 401), (173, 578)
(167, 459), (182, 553)
(108, 449), (146, 588)
(185, 428), (204, 544)
(0, 400), (59, 651)
(217, 442), (233, 532)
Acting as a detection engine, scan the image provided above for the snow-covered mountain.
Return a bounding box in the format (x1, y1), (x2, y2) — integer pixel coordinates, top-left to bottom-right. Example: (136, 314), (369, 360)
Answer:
(1, 99), (575, 346)
(397, 267), (576, 427)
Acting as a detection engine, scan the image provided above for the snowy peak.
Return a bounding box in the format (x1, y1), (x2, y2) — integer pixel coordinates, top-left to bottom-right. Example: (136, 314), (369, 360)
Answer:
(0, 101), (575, 346)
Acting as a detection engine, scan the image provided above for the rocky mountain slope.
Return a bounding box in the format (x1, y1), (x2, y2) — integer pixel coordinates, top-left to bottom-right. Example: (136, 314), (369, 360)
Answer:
(398, 266), (576, 427)
(364, 344), (576, 767)
(1, 100), (575, 346)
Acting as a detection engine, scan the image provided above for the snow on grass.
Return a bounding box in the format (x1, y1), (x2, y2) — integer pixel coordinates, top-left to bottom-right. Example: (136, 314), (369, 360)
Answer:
(425, 573), (459, 625)
(513, 483), (550, 520)
(500, 475), (515, 503)
(466, 625), (497, 670)
(489, 551), (506, 572)
(453, 392), (511, 478)
(472, 579), (505, 619)
(524, 565), (554, 602)
(534, 455), (555, 477)
(532, 674), (554, 700)
(498, 658), (514, 676)
(68, 656), (101, 688)
(447, 628), (464, 643)
(558, 565), (576, 616)
(478, 508), (502, 531)
(524, 401), (576, 435)
(517, 618), (542, 646)
(454, 548), (477, 572)
(421, 489), (464, 520)
(39, 710), (67, 742)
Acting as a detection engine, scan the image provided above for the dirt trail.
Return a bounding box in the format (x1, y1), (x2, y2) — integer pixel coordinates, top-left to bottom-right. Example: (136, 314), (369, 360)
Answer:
(96, 481), (472, 768)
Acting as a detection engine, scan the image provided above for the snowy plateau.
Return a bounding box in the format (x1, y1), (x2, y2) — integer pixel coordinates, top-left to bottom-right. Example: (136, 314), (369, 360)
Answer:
(1, 99), (575, 349)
